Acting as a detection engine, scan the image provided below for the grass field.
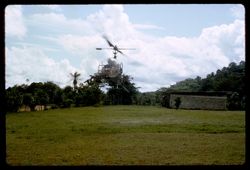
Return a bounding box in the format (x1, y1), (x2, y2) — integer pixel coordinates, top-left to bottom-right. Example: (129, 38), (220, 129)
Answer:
(6, 105), (245, 165)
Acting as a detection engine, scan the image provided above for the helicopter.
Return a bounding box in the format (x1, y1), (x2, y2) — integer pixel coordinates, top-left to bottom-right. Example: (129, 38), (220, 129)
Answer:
(95, 35), (135, 79)
(85, 35), (135, 92)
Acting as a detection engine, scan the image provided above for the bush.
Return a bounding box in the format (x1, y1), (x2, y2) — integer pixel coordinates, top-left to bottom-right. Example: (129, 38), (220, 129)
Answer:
(48, 104), (59, 109)
(174, 97), (181, 109)
(93, 103), (102, 107)
(6, 88), (23, 112)
(227, 92), (242, 110)
(62, 99), (73, 108)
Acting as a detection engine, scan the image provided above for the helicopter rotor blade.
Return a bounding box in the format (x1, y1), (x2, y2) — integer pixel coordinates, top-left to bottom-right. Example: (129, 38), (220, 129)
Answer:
(116, 49), (124, 55)
(96, 48), (114, 50)
(116, 48), (136, 55)
(102, 35), (115, 47)
(98, 35), (136, 58)
(117, 48), (136, 50)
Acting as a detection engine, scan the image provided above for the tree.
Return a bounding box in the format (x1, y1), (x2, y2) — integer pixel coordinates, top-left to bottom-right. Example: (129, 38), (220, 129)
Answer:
(200, 73), (215, 91)
(54, 88), (63, 107)
(6, 86), (23, 112)
(174, 97), (181, 109)
(136, 92), (157, 106)
(70, 72), (81, 91)
(62, 86), (75, 107)
(85, 85), (103, 105)
(227, 92), (241, 110)
(26, 82), (43, 94)
(62, 99), (73, 108)
(75, 84), (103, 106)
(167, 77), (201, 92)
(62, 86), (74, 100)
(87, 72), (138, 105)
(43, 81), (61, 104)
(22, 93), (34, 111)
(106, 74), (138, 105)
(33, 89), (49, 108)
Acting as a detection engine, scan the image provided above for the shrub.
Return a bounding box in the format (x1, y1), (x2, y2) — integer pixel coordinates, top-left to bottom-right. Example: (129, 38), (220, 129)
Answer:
(62, 99), (73, 108)
(174, 97), (181, 109)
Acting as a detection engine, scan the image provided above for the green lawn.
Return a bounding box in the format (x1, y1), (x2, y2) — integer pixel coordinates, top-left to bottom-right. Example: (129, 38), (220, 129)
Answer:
(6, 105), (245, 165)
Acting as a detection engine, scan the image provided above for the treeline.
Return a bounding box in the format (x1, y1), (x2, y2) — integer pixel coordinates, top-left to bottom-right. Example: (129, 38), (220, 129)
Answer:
(6, 74), (138, 112)
(136, 61), (245, 110)
(5, 82), (102, 112)
(6, 61), (245, 112)
(166, 61), (245, 94)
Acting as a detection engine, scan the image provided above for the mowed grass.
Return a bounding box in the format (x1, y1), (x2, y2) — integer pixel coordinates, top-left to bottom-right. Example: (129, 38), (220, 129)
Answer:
(6, 105), (245, 165)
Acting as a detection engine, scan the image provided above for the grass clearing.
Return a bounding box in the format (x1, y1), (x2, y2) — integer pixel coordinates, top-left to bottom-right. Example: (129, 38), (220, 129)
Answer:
(6, 105), (245, 165)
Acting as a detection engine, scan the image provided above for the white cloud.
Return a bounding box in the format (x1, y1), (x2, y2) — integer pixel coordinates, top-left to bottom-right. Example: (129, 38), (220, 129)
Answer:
(6, 46), (78, 88)
(86, 5), (138, 39)
(53, 34), (108, 78)
(12, 42), (60, 52)
(230, 4), (245, 19)
(29, 12), (93, 35)
(120, 19), (244, 91)
(5, 5), (27, 38)
(56, 34), (103, 54)
(199, 19), (245, 62)
(31, 12), (65, 22)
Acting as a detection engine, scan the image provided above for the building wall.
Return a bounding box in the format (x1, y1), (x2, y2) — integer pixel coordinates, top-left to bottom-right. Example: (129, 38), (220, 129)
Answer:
(18, 105), (31, 112)
(169, 94), (227, 110)
(35, 105), (45, 111)
(18, 105), (46, 112)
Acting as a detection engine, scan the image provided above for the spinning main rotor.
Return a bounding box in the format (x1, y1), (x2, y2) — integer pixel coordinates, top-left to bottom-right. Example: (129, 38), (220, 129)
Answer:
(96, 35), (135, 59)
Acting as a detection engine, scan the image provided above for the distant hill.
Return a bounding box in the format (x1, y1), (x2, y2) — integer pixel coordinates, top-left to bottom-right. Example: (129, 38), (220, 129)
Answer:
(137, 61), (245, 110)
(167, 61), (245, 93)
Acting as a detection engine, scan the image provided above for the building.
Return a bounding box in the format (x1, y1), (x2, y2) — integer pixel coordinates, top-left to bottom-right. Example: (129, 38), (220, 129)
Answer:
(18, 105), (51, 112)
(166, 91), (230, 110)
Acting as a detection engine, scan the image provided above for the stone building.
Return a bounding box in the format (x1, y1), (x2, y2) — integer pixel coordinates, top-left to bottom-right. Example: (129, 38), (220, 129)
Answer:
(167, 92), (229, 110)
(18, 105), (51, 112)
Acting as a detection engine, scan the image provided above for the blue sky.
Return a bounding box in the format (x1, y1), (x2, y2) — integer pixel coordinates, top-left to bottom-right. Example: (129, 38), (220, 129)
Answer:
(5, 4), (245, 92)
(125, 4), (237, 36)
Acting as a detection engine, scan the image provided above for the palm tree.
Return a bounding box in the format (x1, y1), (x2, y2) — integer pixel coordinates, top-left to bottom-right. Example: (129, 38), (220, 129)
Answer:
(70, 72), (81, 91)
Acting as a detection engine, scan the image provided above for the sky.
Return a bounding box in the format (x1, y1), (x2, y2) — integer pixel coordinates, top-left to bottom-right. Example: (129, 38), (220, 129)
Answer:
(5, 4), (245, 92)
